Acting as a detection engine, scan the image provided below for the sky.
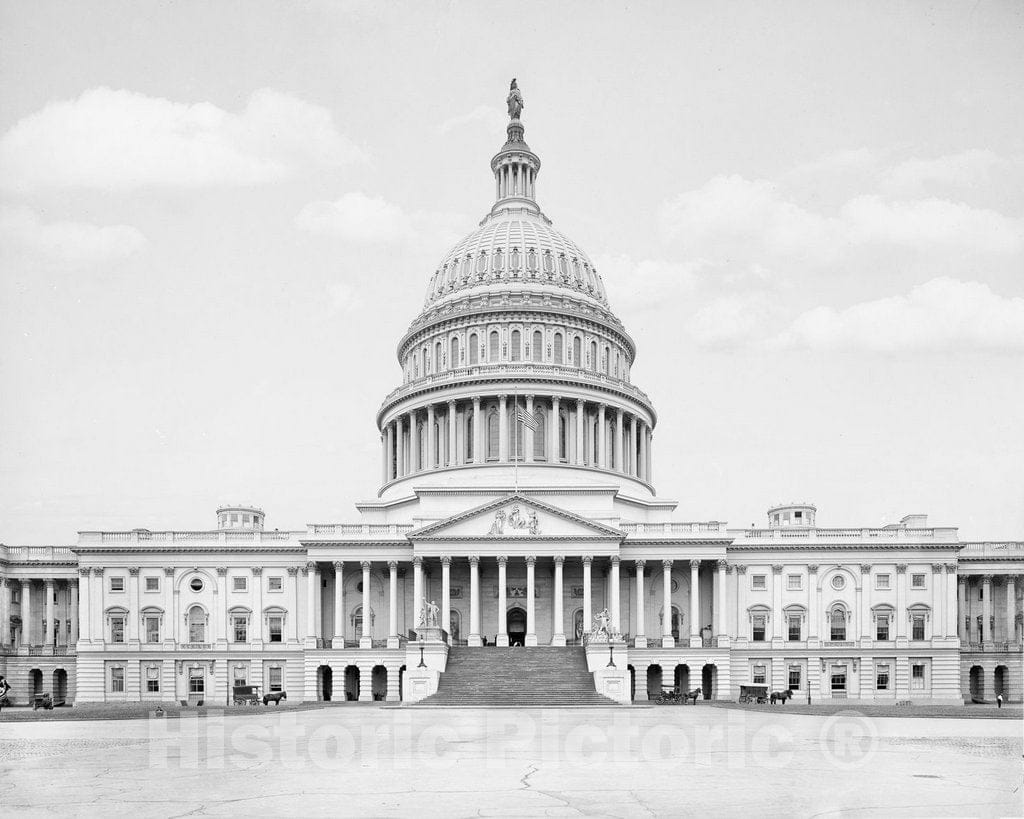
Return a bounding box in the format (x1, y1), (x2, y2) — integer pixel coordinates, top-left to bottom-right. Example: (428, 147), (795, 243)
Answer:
(1, 1), (1022, 543)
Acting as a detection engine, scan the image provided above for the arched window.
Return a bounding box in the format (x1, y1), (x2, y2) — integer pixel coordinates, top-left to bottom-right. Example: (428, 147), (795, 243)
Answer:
(510, 248), (521, 272)
(422, 345), (429, 373)
(187, 605), (207, 643)
(351, 605), (374, 638)
(469, 333), (478, 365)
(435, 341), (443, 372)
(475, 252), (487, 276)
(558, 255), (568, 281)
(489, 330), (500, 361)
(603, 346), (610, 374)
(572, 336), (581, 366)
(493, 249), (504, 275)
(413, 353), (419, 378)
(533, 409), (546, 459)
(553, 333), (563, 364)
(465, 414), (474, 461)
(542, 251), (554, 276)
(615, 351), (620, 378)
(590, 416), (599, 463)
(558, 412), (568, 460)
(461, 256), (471, 281)
(532, 330), (542, 362)
(590, 340), (598, 371)
(526, 248), (537, 274)
(510, 329), (521, 362)
(450, 337), (460, 369)
(417, 421), (426, 467)
(486, 410), (499, 459)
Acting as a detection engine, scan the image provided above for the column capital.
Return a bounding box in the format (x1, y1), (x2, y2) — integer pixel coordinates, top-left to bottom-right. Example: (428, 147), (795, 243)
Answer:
(771, 564), (783, 574)
(582, 555), (593, 566)
(78, 568), (91, 578)
(551, 394), (561, 404)
(128, 567), (140, 576)
(982, 574), (994, 583)
(945, 563), (958, 574)
(662, 559), (673, 570)
(388, 560), (398, 571)
(163, 567), (175, 577)
(360, 560), (371, 571)
(735, 564), (748, 575)
(860, 564), (871, 574)
(896, 564), (907, 574)
(524, 394), (534, 401)
(251, 566), (263, 576)
(215, 567), (227, 576)
(725, 563), (733, 574)
(931, 563), (944, 573)
(807, 564), (818, 574)
(553, 555), (565, 566)
(717, 559), (728, 571)
(469, 555), (480, 566)
(287, 566), (299, 576)
(440, 555), (452, 567)
(576, 397), (585, 408)
(472, 395), (482, 407)
(412, 555), (423, 567)
(496, 555), (508, 567)
(598, 402), (607, 410)
(525, 555), (536, 566)
(333, 561), (344, 571)
(609, 555), (620, 567)
(92, 567), (104, 576)
(447, 398), (456, 409)
(689, 559), (700, 570)
(957, 574), (966, 586)
(634, 559), (645, 571)
(498, 394), (508, 401)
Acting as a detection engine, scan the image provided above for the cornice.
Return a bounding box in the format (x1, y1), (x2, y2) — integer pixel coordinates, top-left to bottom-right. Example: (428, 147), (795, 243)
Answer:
(74, 546), (309, 555)
(726, 543), (961, 552)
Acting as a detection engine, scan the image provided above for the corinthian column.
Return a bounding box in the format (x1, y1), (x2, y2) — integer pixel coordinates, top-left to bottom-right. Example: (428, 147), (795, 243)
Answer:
(498, 395), (509, 462)
(360, 561), (372, 648)
(550, 396), (560, 460)
(597, 404), (607, 469)
(496, 556), (508, 646)
(582, 556), (593, 641)
(473, 396), (483, 463)
(552, 556), (565, 645)
(689, 560), (700, 647)
(427, 404), (436, 468)
(524, 395), (535, 463)
(609, 556), (621, 635)
(441, 556), (451, 641)
(332, 562), (344, 647)
(662, 560), (674, 647)
(469, 556), (481, 646)
(525, 556), (537, 646)
(304, 563), (317, 643)
(409, 411), (420, 473)
(634, 560), (646, 647)
(574, 399), (585, 465)
(615, 408), (624, 471)
(447, 399), (457, 466)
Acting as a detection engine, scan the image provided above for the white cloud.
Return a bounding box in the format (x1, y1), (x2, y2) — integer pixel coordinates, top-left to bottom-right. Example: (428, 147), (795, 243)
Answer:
(0, 87), (365, 191)
(880, 149), (1020, 194)
(593, 253), (703, 313)
(295, 191), (466, 251)
(771, 277), (1024, 353)
(436, 105), (506, 136)
(688, 292), (781, 350)
(0, 207), (146, 265)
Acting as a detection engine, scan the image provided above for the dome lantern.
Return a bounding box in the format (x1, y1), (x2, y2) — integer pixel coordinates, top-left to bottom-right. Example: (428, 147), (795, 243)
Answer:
(490, 79), (541, 217)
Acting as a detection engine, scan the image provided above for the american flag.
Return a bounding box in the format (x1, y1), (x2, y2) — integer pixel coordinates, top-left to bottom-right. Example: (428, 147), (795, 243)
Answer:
(514, 405), (539, 431)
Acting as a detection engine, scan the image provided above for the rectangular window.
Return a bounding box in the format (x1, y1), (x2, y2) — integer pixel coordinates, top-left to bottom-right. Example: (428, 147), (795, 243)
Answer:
(269, 667), (283, 692)
(911, 574), (926, 589)
(233, 669), (247, 687)
(911, 664), (925, 690)
(232, 576), (247, 592)
(146, 666), (160, 693)
(876, 665), (890, 690)
(876, 574), (890, 590)
(831, 667), (847, 692)
(145, 616), (160, 643)
(876, 615), (890, 641)
(830, 612), (846, 641)
(788, 666), (801, 690)
(145, 577), (159, 592)
(233, 616), (248, 643)
(110, 667), (124, 693)
(752, 665), (766, 684)
(787, 574), (801, 591)
(912, 615), (925, 641)
(109, 577), (125, 593)
(110, 616), (125, 644)
(788, 615), (801, 641)
(752, 615), (766, 642)
(751, 574), (767, 590)
(189, 669), (204, 694)
(268, 616), (283, 643)
(268, 576), (283, 592)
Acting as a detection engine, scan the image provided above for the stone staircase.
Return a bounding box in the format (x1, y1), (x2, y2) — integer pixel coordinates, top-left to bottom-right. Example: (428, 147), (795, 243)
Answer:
(416, 646), (617, 706)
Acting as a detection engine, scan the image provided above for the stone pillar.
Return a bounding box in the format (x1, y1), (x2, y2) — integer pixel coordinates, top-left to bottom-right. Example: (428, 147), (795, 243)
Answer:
(770, 565), (783, 642)
(385, 423), (394, 482)
(286, 567), (299, 642)
(524, 395), (535, 463)
(395, 416), (405, 478)
(582, 556), (593, 641)
(550, 396), (560, 460)
(634, 560), (646, 647)
(497, 556), (508, 646)
(441, 556), (451, 641)
(615, 408), (624, 472)
(413, 556), (423, 633)
(388, 561), (399, 648)
(689, 560), (700, 647)
(609, 556), (621, 635)
(409, 411), (420, 473)
(21, 579), (32, 646)
(662, 560), (674, 647)
(574, 399), (585, 466)
(638, 421), (648, 483)
(381, 431), (388, 485)
(427, 404), (436, 468)
(44, 579), (55, 647)
(163, 568), (175, 645)
(957, 575), (967, 641)
(982, 575), (993, 644)
(92, 569), (105, 645)
(333, 562), (345, 646)
(895, 564), (908, 642)
(645, 425), (653, 483)
(1007, 574), (1017, 645)
(76, 570), (90, 644)
(498, 395), (508, 462)
(69, 580), (79, 645)
(525, 555), (537, 646)
(212, 567), (226, 645)
(629, 415), (638, 475)
(552, 556), (565, 645)
(0, 580), (10, 648)
(447, 400), (457, 466)
(359, 561), (372, 647)
(932, 564), (944, 639)
(473, 396), (483, 463)
(859, 565), (871, 641)
(305, 562), (317, 642)
(469, 556), (481, 646)
(597, 404), (607, 469)
(715, 559), (727, 641)
(735, 564), (748, 642)
(808, 565), (819, 643)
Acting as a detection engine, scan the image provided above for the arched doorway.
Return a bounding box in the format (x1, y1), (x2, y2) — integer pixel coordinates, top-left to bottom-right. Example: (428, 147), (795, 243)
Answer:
(702, 664), (717, 700)
(52, 669), (68, 701)
(647, 664), (663, 700)
(30, 669), (43, 696)
(969, 665), (984, 699)
(507, 607), (527, 646)
(627, 665), (636, 702)
(372, 665), (388, 701)
(399, 665), (406, 700)
(995, 665), (1008, 700)
(344, 665), (360, 701)
(674, 664), (689, 694)
(318, 665), (333, 701)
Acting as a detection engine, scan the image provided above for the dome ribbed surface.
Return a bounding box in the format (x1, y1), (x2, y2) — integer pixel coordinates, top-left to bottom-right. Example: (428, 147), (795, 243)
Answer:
(423, 212), (609, 310)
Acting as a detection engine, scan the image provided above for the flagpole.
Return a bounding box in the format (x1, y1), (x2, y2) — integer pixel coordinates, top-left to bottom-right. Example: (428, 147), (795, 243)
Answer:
(513, 389), (519, 493)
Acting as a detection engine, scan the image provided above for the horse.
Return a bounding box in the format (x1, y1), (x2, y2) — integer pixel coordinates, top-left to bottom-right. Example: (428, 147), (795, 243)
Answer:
(683, 687), (702, 704)
(770, 689), (793, 705)
(262, 691), (287, 706)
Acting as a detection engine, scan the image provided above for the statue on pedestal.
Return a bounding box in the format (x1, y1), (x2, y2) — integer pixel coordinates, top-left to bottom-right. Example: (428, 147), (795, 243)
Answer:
(507, 78), (524, 120)
(592, 608), (610, 637)
(417, 599), (440, 628)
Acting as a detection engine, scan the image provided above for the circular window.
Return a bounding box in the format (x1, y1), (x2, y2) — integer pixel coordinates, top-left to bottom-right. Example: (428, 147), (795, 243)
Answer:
(189, 577), (204, 592)
(831, 574), (846, 591)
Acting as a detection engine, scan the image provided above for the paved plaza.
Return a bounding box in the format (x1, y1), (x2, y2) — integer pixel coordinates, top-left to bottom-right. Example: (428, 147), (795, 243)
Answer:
(1, 705), (1020, 817)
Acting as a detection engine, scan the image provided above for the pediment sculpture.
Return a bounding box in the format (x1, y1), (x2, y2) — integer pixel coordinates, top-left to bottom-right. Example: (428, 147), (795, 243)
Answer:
(487, 503), (540, 535)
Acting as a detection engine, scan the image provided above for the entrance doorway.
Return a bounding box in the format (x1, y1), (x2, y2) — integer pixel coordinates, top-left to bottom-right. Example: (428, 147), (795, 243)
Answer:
(702, 664), (716, 699)
(507, 607), (526, 646)
(969, 665), (984, 699)
(318, 665), (333, 701)
(995, 665), (1008, 700)
(344, 665), (360, 701)
(52, 669), (68, 701)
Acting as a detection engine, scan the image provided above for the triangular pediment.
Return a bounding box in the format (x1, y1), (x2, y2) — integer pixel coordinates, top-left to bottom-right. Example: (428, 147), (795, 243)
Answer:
(408, 494), (624, 541)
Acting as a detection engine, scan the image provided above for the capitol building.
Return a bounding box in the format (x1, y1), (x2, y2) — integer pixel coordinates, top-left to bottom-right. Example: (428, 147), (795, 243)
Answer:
(1, 85), (1021, 708)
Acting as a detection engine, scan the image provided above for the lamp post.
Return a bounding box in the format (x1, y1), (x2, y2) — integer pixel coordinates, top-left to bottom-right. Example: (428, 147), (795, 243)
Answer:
(606, 643), (615, 668)
(417, 634), (426, 668)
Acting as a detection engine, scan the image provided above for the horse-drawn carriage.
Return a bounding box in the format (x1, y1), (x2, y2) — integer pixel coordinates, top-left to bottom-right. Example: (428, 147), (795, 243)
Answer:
(738, 684), (769, 704)
(232, 684), (261, 706)
(656, 686), (702, 705)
